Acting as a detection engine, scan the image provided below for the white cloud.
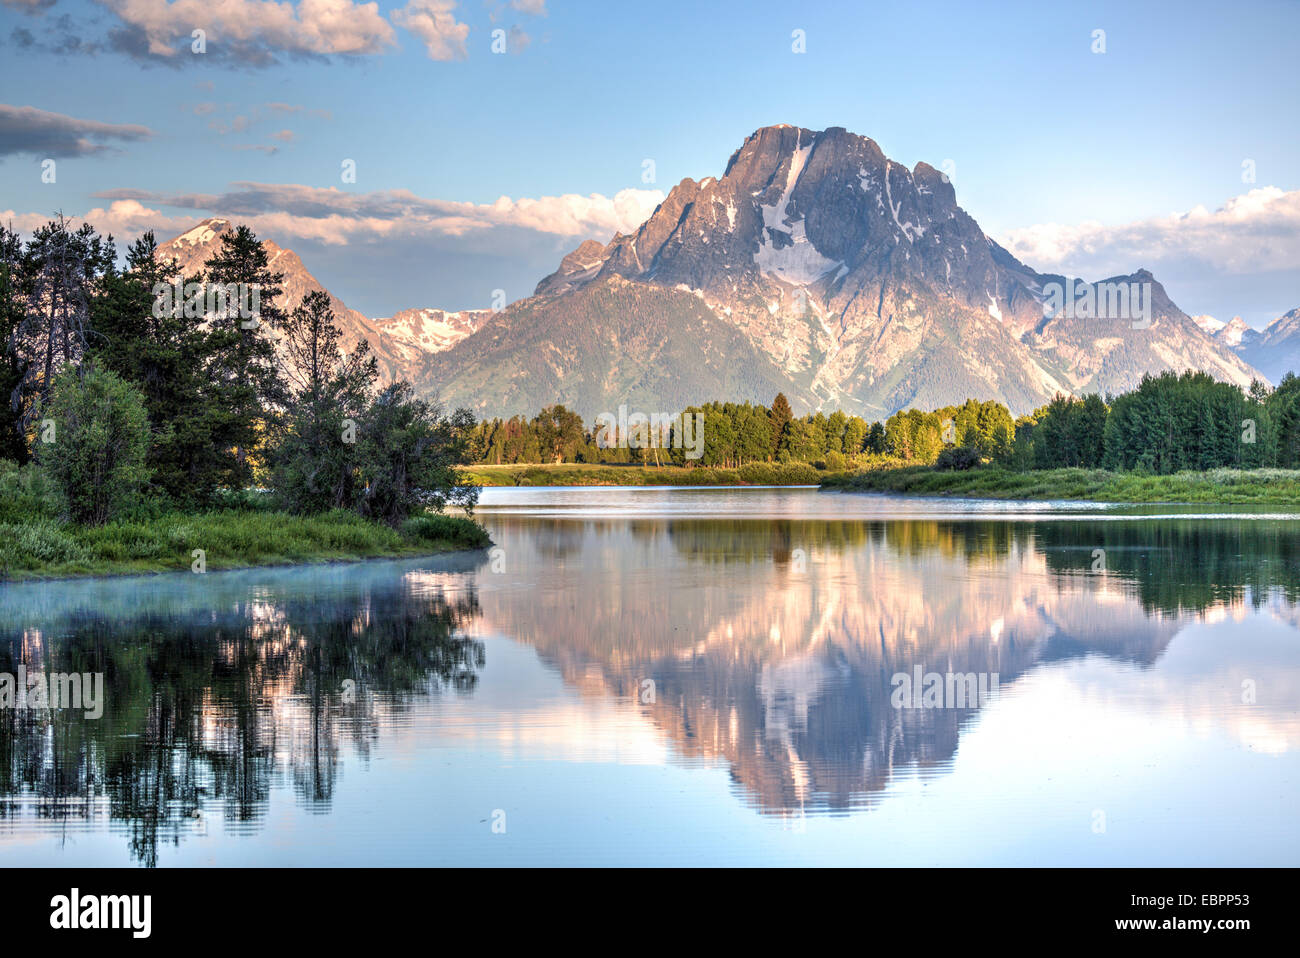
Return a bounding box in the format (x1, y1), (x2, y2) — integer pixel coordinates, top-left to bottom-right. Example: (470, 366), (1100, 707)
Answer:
(7, 183), (665, 314)
(104, 0), (397, 60)
(1000, 187), (1300, 278)
(83, 181), (665, 245)
(1, 199), (193, 237)
(391, 0), (469, 61)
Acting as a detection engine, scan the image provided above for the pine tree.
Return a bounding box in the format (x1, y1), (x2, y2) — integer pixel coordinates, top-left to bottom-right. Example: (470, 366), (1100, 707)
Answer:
(769, 392), (792, 458)
(269, 289), (378, 513)
(90, 232), (228, 504)
(202, 225), (287, 488)
(0, 225), (30, 462)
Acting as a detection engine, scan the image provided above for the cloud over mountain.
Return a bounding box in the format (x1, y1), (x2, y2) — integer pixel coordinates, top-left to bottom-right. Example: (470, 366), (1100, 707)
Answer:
(89, 181), (666, 243)
(999, 187), (1300, 326)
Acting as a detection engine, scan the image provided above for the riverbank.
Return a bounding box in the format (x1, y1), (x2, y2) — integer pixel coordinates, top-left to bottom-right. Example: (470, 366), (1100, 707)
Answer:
(820, 465), (1300, 505)
(0, 509), (491, 581)
(462, 462), (822, 486)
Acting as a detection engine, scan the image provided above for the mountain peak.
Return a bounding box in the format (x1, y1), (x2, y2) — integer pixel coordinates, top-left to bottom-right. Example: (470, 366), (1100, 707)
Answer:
(510, 127), (1267, 419)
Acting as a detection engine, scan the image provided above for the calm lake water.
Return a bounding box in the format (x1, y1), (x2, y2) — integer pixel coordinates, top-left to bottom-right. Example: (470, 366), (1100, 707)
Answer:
(2, 487), (1298, 866)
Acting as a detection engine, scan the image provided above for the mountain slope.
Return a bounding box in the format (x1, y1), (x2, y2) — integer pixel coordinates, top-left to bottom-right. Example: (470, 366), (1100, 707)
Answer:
(154, 121), (1270, 422)
(418, 276), (802, 418)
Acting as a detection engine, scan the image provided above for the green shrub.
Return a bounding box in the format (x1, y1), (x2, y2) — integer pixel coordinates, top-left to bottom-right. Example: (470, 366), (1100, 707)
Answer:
(0, 460), (59, 523)
(935, 446), (983, 470)
(0, 519), (90, 569)
(35, 366), (151, 525)
(402, 513), (491, 548)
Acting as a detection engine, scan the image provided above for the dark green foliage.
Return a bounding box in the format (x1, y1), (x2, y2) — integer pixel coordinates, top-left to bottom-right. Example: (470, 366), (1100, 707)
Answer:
(0, 219), (482, 560)
(1268, 374), (1300, 468)
(356, 383), (480, 525)
(1032, 393), (1107, 468)
(402, 512), (492, 548)
(935, 446), (982, 470)
(89, 232), (229, 505)
(201, 224), (288, 489)
(267, 289), (378, 514)
(35, 365), (151, 525)
(769, 392), (793, 456)
(19, 217), (116, 415)
(0, 227), (30, 463)
(0, 459), (58, 523)
(1102, 371), (1269, 473)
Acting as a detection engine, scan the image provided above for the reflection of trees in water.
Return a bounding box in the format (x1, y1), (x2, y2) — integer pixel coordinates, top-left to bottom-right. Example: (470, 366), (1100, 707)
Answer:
(663, 517), (1300, 613)
(1034, 520), (1300, 614)
(0, 582), (482, 867)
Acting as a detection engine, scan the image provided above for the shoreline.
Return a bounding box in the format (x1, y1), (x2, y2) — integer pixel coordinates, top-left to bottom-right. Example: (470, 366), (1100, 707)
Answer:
(461, 462), (822, 487)
(819, 465), (1300, 506)
(1, 539), (490, 584)
(0, 509), (492, 583)
(463, 462), (1300, 506)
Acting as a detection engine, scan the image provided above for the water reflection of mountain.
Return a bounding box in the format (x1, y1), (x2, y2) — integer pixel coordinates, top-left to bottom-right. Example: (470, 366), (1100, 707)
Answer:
(0, 560), (484, 867)
(479, 516), (1298, 815)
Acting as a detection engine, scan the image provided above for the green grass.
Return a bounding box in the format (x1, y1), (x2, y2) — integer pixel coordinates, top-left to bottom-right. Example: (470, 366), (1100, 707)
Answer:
(462, 461), (823, 486)
(0, 508), (491, 581)
(821, 465), (1300, 505)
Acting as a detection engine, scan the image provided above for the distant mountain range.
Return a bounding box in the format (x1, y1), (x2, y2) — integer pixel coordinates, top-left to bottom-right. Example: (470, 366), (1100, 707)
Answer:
(1193, 308), (1300, 384)
(156, 126), (1298, 420)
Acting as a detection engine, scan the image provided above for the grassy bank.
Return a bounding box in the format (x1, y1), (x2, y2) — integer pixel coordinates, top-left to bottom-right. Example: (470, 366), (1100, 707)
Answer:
(0, 509), (491, 581)
(821, 465), (1300, 505)
(462, 461), (823, 486)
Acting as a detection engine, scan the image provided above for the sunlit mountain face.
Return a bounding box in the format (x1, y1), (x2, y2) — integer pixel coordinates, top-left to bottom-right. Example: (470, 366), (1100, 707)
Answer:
(2, 491), (1298, 865)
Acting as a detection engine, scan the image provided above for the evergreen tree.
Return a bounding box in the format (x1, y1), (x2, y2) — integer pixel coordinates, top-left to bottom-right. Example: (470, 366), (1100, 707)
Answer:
(769, 392), (792, 458)
(90, 232), (226, 504)
(202, 225), (287, 487)
(268, 289), (378, 513)
(0, 225), (30, 462)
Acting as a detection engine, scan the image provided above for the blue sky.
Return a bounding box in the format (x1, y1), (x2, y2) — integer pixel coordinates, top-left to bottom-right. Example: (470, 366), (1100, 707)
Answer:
(2, 0), (1297, 324)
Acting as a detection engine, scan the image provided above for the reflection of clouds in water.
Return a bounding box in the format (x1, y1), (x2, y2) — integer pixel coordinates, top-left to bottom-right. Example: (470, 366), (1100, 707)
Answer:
(1062, 612), (1300, 756)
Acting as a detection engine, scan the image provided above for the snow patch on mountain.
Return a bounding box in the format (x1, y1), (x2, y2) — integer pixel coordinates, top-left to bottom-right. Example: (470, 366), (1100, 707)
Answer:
(753, 135), (841, 284)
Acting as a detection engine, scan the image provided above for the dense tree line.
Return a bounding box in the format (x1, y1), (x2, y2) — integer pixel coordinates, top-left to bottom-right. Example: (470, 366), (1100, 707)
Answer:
(0, 217), (478, 525)
(469, 396), (892, 471)
(471, 371), (1300, 476)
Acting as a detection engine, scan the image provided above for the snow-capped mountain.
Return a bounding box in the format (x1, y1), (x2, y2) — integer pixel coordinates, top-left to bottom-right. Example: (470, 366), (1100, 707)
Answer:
(422, 125), (1265, 418)
(369, 308), (485, 364)
(1193, 314), (1259, 349)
